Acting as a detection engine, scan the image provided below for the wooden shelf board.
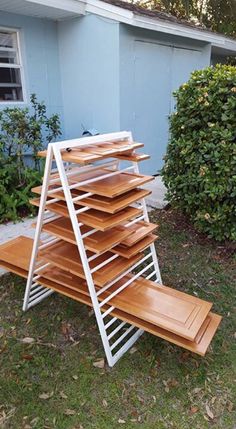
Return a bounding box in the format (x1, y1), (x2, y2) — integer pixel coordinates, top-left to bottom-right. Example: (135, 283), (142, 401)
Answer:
(32, 186), (151, 214)
(30, 198), (142, 231)
(112, 233), (158, 258)
(0, 247), (221, 356)
(36, 271), (222, 357)
(0, 236), (33, 272)
(77, 172), (154, 198)
(38, 238), (212, 340)
(0, 260), (28, 279)
(96, 274), (212, 341)
(39, 240), (143, 287)
(42, 217), (132, 254)
(121, 221), (158, 247)
(115, 153), (150, 162)
(38, 141), (144, 164)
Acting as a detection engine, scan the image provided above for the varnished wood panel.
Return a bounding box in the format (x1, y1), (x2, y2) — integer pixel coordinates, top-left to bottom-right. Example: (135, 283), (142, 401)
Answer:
(42, 217), (132, 254)
(40, 217), (157, 257)
(0, 236), (33, 271)
(30, 198), (142, 231)
(112, 234), (158, 258)
(32, 185), (151, 214)
(0, 248), (221, 355)
(37, 270), (221, 356)
(38, 141), (144, 164)
(121, 221), (158, 247)
(100, 275), (212, 341)
(0, 260), (28, 278)
(115, 153), (150, 162)
(39, 240), (143, 287)
(39, 238), (211, 340)
(78, 172), (154, 197)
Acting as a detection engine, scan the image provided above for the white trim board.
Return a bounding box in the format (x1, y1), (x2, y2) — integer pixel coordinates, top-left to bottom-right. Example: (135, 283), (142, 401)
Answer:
(85, 0), (236, 53)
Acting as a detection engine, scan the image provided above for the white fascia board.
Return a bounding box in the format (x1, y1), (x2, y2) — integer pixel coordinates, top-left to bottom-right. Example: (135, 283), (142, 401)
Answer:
(27, 0), (86, 15)
(85, 0), (236, 53)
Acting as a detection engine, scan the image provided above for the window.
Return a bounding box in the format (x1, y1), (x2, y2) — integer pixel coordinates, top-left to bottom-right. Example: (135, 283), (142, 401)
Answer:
(0, 28), (25, 102)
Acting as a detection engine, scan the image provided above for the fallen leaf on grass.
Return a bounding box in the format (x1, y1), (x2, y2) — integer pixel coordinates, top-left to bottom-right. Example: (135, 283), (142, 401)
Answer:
(102, 399), (108, 408)
(21, 337), (35, 344)
(22, 354), (33, 360)
(227, 401), (234, 412)
(205, 404), (214, 419)
(93, 358), (105, 369)
(118, 419), (126, 424)
(129, 346), (137, 354)
(72, 375), (78, 380)
(192, 387), (202, 394)
(64, 409), (76, 416)
(39, 392), (53, 400)
(59, 391), (68, 399)
(190, 406), (199, 414)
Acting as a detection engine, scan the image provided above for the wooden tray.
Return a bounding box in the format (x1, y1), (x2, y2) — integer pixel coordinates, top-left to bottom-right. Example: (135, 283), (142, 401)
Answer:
(39, 240), (143, 287)
(30, 198), (142, 231)
(41, 217), (157, 257)
(32, 185), (151, 214)
(0, 236), (33, 271)
(115, 152), (150, 162)
(121, 221), (158, 247)
(97, 275), (212, 341)
(112, 234), (158, 258)
(36, 268), (221, 356)
(77, 172), (154, 198)
(38, 141), (144, 164)
(0, 239), (221, 355)
(39, 239), (212, 340)
(42, 217), (132, 254)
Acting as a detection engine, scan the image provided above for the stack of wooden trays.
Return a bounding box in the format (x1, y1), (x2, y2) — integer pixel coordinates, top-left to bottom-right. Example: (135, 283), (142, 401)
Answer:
(0, 132), (221, 366)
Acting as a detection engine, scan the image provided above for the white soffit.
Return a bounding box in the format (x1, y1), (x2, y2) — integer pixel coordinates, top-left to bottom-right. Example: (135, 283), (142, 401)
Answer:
(0, 0), (85, 20)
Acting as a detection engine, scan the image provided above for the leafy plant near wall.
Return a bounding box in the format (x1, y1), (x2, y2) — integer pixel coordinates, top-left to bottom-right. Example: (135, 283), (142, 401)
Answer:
(0, 94), (61, 222)
(162, 64), (236, 241)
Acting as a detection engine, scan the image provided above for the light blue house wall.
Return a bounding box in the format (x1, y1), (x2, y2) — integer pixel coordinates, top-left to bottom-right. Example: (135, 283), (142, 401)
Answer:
(0, 9), (215, 173)
(119, 25), (211, 173)
(58, 14), (120, 139)
(0, 11), (64, 131)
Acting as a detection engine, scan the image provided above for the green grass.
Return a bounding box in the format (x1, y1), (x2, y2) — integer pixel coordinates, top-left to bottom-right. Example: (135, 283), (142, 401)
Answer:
(0, 209), (235, 429)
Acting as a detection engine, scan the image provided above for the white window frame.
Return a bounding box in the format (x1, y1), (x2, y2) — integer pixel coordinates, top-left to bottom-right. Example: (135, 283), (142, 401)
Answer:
(0, 26), (27, 104)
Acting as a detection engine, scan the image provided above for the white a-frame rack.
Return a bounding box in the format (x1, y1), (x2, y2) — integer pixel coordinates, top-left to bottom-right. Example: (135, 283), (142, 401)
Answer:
(23, 131), (162, 367)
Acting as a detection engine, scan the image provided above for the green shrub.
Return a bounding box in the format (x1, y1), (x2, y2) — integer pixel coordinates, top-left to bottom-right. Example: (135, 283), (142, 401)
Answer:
(162, 64), (236, 241)
(0, 94), (61, 222)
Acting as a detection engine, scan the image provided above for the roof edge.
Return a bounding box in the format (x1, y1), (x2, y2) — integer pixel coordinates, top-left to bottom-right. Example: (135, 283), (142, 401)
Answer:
(85, 0), (236, 53)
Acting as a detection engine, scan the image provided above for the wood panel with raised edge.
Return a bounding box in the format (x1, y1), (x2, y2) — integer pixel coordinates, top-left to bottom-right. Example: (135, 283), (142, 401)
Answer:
(32, 186), (151, 214)
(30, 198), (142, 231)
(39, 217), (158, 257)
(0, 250), (221, 356)
(36, 271), (221, 356)
(98, 275), (212, 341)
(121, 221), (158, 247)
(42, 217), (132, 254)
(111, 234), (158, 258)
(0, 236), (33, 272)
(38, 239), (212, 340)
(115, 153), (150, 162)
(38, 141), (144, 164)
(39, 240), (143, 287)
(0, 260), (28, 278)
(77, 172), (154, 198)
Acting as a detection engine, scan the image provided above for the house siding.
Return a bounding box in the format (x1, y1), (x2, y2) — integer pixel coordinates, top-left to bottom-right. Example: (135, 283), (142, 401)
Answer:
(58, 14), (120, 139)
(0, 11), (64, 132)
(119, 24), (211, 173)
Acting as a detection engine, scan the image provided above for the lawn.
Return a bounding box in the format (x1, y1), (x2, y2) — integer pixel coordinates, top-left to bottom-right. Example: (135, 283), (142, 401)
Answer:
(0, 209), (235, 429)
